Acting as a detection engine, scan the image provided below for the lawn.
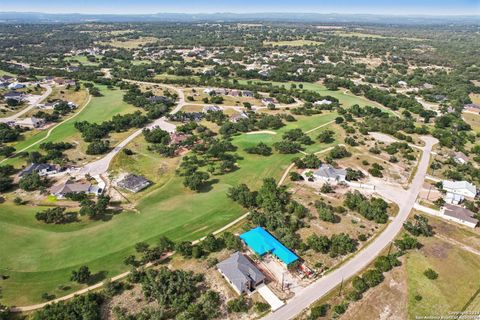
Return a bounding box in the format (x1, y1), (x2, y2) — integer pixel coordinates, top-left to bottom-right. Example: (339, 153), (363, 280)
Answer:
(3, 85), (138, 167)
(406, 236), (480, 318)
(65, 55), (101, 66)
(464, 112), (480, 134)
(0, 112), (338, 306)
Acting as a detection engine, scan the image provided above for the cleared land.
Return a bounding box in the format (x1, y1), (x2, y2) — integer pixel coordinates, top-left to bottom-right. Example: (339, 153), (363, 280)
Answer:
(0, 112), (338, 305)
(264, 40), (324, 46)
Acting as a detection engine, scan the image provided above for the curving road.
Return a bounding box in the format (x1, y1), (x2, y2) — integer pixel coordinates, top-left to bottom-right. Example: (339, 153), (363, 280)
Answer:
(263, 136), (438, 320)
(0, 84), (52, 123)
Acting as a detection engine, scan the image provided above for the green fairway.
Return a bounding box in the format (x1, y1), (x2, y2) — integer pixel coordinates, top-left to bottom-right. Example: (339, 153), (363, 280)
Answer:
(0, 112), (337, 306)
(3, 85), (138, 167)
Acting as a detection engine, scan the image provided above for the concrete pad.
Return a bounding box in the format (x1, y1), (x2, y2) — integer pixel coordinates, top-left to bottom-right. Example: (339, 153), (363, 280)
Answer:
(257, 284), (284, 311)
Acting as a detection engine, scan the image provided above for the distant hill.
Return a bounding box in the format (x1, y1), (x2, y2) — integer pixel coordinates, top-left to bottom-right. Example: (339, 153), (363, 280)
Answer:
(0, 12), (478, 25)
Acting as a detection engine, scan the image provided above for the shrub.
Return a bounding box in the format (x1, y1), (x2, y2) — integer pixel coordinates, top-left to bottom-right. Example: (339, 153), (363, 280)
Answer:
(308, 303), (330, 319)
(424, 268), (438, 280)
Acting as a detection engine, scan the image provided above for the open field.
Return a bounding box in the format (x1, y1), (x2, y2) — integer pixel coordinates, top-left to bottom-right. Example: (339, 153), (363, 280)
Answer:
(65, 55), (101, 66)
(332, 30), (423, 41)
(264, 39), (324, 46)
(406, 236), (480, 319)
(98, 36), (158, 48)
(0, 112), (338, 305)
(469, 93), (480, 105)
(464, 112), (480, 133)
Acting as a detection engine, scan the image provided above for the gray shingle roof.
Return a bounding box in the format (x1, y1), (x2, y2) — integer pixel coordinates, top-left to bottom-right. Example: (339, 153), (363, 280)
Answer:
(217, 252), (265, 293)
(444, 204), (478, 225)
(314, 164), (346, 179)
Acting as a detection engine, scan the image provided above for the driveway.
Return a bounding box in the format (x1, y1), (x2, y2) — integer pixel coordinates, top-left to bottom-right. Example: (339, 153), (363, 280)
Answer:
(263, 136), (438, 320)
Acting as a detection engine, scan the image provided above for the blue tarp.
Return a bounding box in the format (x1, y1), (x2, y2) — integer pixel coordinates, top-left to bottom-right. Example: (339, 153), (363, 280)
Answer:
(240, 227), (299, 265)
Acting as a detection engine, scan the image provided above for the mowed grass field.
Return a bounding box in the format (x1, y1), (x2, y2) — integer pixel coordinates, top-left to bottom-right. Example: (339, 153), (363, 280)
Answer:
(406, 236), (480, 318)
(0, 112), (338, 306)
(3, 85), (138, 167)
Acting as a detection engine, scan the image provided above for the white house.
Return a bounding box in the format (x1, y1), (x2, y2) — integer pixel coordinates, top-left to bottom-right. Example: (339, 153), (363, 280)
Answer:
(203, 88), (216, 95)
(314, 164), (347, 183)
(8, 82), (25, 90)
(452, 151), (469, 165)
(442, 180), (477, 199)
(445, 192), (464, 205)
(314, 99), (332, 106)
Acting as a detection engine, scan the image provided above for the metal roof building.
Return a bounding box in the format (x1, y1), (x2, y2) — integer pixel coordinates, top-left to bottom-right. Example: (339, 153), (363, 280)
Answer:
(240, 227), (299, 265)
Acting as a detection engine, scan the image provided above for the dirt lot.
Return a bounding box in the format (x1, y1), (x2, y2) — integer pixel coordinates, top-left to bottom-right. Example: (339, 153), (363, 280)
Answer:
(340, 259), (408, 320)
(291, 182), (386, 270)
(104, 250), (269, 320)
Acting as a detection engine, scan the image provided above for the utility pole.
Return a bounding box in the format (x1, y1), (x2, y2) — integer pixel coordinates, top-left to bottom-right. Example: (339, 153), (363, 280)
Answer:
(387, 242), (393, 256)
(339, 276), (344, 296)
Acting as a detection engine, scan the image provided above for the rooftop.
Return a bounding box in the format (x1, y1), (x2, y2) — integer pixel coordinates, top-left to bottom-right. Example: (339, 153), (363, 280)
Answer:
(444, 204), (478, 225)
(217, 252), (265, 293)
(240, 227), (299, 265)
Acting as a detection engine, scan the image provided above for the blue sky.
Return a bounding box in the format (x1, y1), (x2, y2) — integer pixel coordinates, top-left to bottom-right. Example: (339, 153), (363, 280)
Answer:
(1, 0), (479, 15)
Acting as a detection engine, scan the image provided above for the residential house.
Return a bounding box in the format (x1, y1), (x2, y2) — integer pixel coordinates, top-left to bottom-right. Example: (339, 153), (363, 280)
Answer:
(147, 95), (170, 104)
(3, 91), (25, 102)
(229, 89), (240, 97)
(217, 252), (265, 295)
(445, 192), (464, 205)
(261, 97), (275, 106)
(230, 112), (249, 123)
(117, 174), (151, 193)
(314, 164), (347, 183)
(20, 163), (58, 177)
(441, 204), (478, 228)
(242, 90), (254, 97)
(203, 88), (216, 95)
(442, 180), (477, 199)
(203, 105), (222, 113)
(313, 99), (332, 106)
(8, 82), (25, 90)
(67, 66), (80, 72)
(452, 151), (469, 165)
(258, 70), (270, 77)
(50, 180), (98, 198)
(15, 117), (45, 129)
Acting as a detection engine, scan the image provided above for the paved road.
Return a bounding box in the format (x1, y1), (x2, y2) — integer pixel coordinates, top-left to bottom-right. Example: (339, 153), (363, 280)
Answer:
(0, 94), (92, 165)
(75, 81), (185, 176)
(263, 136), (438, 320)
(76, 117), (176, 176)
(0, 84), (52, 123)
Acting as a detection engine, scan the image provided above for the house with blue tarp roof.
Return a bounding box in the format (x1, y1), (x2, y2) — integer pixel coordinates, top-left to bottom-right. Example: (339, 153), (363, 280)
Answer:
(240, 227), (299, 265)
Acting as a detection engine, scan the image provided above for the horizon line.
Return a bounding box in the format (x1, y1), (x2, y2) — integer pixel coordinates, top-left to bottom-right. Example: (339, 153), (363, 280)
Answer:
(0, 11), (479, 17)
